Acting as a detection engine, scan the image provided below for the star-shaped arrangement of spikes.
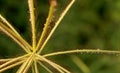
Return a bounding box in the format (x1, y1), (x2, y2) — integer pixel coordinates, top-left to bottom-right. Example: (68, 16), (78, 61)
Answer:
(0, 0), (120, 73)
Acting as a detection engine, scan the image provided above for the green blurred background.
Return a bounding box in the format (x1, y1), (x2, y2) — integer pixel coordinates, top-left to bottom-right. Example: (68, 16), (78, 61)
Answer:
(0, 0), (120, 73)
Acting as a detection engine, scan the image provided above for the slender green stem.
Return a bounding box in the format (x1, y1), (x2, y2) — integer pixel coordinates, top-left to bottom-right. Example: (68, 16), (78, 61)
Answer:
(28, 0), (36, 50)
(38, 61), (53, 73)
(37, 54), (70, 73)
(37, 0), (75, 54)
(43, 49), (120, 57)
(16, 53), (35, 73)
(0, 59), (12, 64)
(0, 22), (32, 53)
(0, 14), (21, 36)
(0, 54), (29, 70)
(37, 55), (64, 73)
(32, 60), (39, 73)
(36, 0), (57, 52)
(0, 54), (30, 73)
(0, 60), (25, 73)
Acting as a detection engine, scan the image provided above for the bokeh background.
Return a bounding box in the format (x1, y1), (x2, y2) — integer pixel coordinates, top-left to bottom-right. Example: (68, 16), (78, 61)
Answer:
(0, 0), (120, 73)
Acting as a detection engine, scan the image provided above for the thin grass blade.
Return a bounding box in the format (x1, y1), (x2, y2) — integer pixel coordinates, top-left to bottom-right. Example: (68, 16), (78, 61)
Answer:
(28, 0), (36, 49)
(0, 22), (32, 53)
(0, 59), (11, 65)
(16, 53), (35, 73)
(32, 60), (39, 73)
(43, 49), (120, 57)
(0, 60), (25, 73)
(38, 61), (53, 73)
(36, 0), (57, 52)
(0, 54), (29, 72)
(0, 54), (29, 70)
(37, 0), (75, 54)
(37, 55), (69, 73)
(0, 14), (21, 36)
